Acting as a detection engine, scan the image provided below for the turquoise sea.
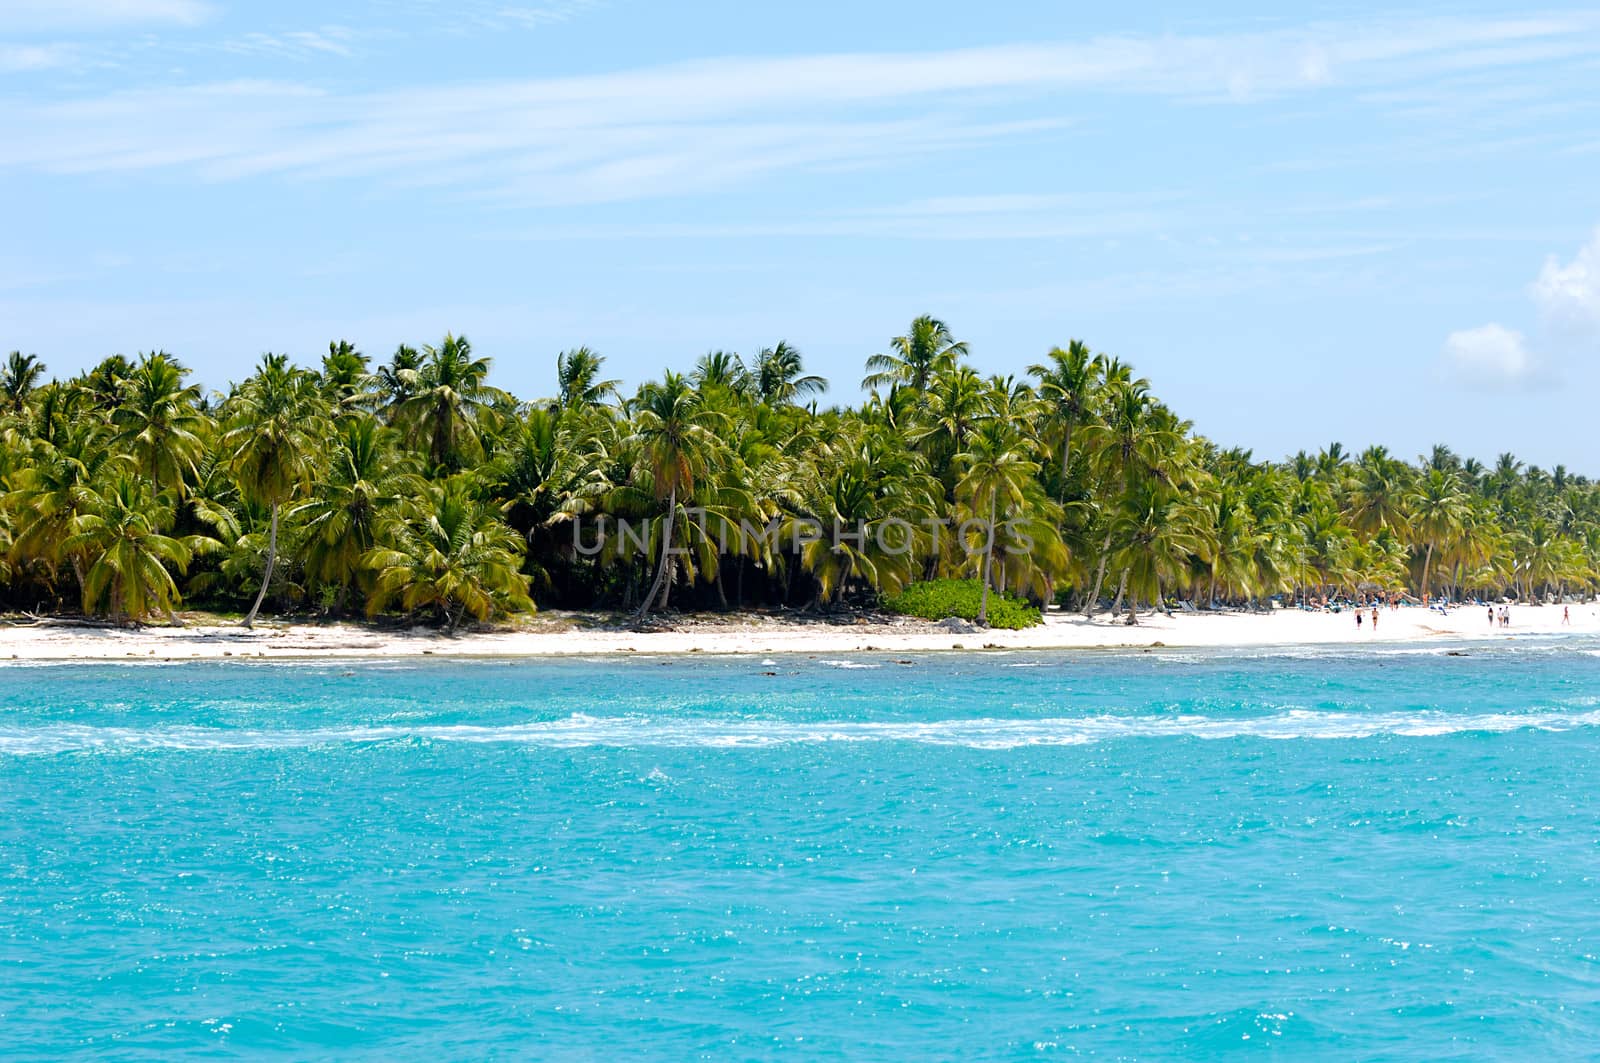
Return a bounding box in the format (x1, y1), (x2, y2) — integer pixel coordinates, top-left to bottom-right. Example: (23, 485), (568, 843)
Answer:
(4, 643), (1600, 1058)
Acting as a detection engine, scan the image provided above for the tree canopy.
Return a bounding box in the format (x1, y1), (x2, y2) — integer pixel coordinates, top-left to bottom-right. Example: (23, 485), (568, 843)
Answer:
(0, 325), (1594, 628)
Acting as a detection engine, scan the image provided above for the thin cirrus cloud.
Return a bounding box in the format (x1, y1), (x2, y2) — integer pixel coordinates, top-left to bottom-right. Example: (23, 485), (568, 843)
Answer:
(216, 29), (358, 61)
(1, 13), (1597, 206)
(0, 0), (213, 32)
(0, 43), (77, 71)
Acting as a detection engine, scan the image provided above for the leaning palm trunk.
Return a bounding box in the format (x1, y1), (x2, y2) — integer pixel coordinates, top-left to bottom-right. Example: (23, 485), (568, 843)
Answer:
(632, 487), (677, 622)
(1419, 542), (1435, 606)
(242, 502), (279, 629)
(1110, 569), (1129, 619)
(1082, 530), (1114, 617)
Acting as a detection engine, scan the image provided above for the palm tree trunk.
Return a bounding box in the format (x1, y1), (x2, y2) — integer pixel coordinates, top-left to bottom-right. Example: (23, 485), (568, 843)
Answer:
(1111, 569), (1129, 618)
(632, 487), (676, 622)
(242, 502), (279, 629)
(70, 556), (88, 614)
(434, 399), (452, 470)
(1082, 530), (1114, 617)
(1419, 542), (1434, 606)
(977, 496), (996, 626)
(715, 559), (729, 611)
(1057, 418), (1075, 504)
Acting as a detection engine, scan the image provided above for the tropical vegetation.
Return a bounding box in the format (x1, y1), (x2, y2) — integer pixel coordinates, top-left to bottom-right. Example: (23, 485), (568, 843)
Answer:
(885, 579), (1043, 631)
(0, 318), (1595, 628)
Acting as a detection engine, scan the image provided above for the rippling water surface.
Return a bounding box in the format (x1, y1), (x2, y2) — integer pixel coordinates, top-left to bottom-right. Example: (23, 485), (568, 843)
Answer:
(4, 641), (1600, 1058)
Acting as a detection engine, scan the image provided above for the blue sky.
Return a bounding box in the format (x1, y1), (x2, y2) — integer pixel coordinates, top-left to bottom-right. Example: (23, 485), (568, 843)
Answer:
(3, 1), (1600, 467)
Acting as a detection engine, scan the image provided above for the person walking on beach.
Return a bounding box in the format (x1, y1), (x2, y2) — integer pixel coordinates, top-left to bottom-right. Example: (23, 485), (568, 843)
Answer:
(1564, 606), (1571, 625)
(1488, 605), (1495, 628)
(1356, 609), (1363, 631)
(1371, 606), (1379, 631)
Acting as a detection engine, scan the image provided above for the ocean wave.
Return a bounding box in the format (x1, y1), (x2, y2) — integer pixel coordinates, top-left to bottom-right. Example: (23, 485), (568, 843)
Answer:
(4, 708), (1600, 755)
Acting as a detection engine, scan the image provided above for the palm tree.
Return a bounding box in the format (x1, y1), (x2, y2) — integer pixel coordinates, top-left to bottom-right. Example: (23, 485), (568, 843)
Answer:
(109, 352), (206, 497)
(1111, 479), (1209, 623)
(221, 354), (328, 627)
(782, 427), (937, 605)
(753, 342), (827, 405)
(2, 352), (46, 416)
(375, 344), (424, 408)
(1029, 340), (1099, 501)
(1202, 478), (1263, 607)
(955, 420), (1040, 626)
(1346, 446), (1410, 538)
(556, 347), (619, 409)
(365, 477), (533, 630)
(320, 340), (372, 415)
(291, 418), (418, 610)
(72, 354), (133, 414)
(862, 315), (968, 392)
(392, 334), (502, 471)
(691, 350), (752, 396)
(6, 428), (124, 606)
(64, 477), (192, 623)
(627, 371), (725, 619)
(1075, 377), (1179, 616)
(907, 365), (992, 488)
(1407, 467), (1469, 604)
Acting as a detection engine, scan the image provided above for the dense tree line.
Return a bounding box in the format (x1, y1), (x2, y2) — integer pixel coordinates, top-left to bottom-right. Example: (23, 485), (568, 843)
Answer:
(0, 317), (1594, 627)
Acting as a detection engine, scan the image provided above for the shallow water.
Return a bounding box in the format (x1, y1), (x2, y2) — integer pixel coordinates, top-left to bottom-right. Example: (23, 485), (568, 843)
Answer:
(4, 641), (1600, 1058)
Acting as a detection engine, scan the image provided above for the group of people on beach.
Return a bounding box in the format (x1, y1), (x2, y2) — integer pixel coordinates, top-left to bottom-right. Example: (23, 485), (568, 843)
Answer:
(1490, 605), (1511, 628)
(1354, 606), (1380, 631)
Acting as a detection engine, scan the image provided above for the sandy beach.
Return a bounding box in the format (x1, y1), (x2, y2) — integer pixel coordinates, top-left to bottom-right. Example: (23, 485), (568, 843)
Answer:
(2, 603), (1594, 661)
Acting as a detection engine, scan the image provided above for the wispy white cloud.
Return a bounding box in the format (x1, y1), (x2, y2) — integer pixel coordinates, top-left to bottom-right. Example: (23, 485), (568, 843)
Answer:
(1441, 323), (1541, 385)
(216, 28), (359, 61)
(0, 42), (78, 71)
(1439, 224), (1600, 387)
(2, 14), (1597, 203)
(375, 0), (604, 36)
(0, 0), (213, 32)
(1532, 226), (1600, 340)
(495, 1), (602, 28)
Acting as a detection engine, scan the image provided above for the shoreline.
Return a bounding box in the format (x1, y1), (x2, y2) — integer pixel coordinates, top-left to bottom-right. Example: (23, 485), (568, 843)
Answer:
(1, 604), (1595, 662)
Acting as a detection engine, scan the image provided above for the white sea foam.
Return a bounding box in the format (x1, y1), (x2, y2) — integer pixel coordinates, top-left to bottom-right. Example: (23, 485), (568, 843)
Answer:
(4, 708), (1600, 755)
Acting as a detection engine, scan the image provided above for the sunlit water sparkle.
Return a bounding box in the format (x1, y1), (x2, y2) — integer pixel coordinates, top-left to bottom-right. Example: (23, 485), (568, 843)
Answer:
(4, 641), (1599, 1058)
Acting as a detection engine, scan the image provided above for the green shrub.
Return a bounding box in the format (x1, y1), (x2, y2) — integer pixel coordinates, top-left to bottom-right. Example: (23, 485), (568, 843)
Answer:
(883, 579), (1042, 630)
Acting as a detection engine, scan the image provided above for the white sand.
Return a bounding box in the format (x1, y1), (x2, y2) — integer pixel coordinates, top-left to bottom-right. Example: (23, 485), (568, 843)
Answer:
(0, 603), (1593, 661)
